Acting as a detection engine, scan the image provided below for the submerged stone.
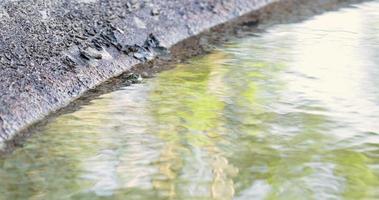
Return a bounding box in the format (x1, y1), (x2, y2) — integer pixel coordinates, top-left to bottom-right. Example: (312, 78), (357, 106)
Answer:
(124, 72), (143, 85)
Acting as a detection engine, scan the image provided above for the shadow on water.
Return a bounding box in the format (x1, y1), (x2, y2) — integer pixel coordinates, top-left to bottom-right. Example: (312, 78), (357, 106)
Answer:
(1, 0), (379, 199)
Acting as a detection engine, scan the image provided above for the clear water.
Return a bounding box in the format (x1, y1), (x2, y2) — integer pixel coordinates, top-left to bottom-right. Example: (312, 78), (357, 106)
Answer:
(1, 1), (379, 199)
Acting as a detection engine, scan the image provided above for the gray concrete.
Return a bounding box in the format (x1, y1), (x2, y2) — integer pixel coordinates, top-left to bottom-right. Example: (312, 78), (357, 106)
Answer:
(0, 0), (367, 143)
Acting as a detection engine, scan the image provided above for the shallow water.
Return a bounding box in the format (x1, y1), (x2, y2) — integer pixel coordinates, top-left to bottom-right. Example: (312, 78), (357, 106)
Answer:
(2, 1), (379, 199)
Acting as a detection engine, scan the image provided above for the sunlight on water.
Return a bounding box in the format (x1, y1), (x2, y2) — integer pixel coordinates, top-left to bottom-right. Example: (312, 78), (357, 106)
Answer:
(1, 1), (379, 199)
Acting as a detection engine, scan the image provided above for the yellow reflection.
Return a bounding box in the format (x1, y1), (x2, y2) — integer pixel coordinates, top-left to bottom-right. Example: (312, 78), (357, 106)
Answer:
(149, 51), (239, 199)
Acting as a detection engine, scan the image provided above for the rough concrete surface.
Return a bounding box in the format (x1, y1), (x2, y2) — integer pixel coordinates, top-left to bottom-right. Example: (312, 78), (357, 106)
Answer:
(0, 0), (368, 143)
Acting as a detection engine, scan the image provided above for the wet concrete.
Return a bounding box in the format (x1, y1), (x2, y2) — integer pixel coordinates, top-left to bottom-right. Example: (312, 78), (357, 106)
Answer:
(0, 0), (369, 143)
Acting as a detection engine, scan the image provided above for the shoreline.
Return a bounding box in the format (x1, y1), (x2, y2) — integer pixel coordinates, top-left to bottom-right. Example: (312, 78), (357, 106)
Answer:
(0, 0), (368, 148)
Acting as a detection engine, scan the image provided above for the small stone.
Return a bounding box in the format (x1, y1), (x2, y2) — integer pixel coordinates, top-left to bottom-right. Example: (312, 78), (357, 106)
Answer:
(134, 17), (146, 29)
(151, 7), (160, 16)
(79, 50), (91, 60)
(62, 55), (77, 68)
(91, 38), (104, 51)
(85, 27), (96, 36)
(124, 73), (143, 85)
(79, 48), (102, 60)
(133, 52), (145, 60)
(141, 71), (150, 78)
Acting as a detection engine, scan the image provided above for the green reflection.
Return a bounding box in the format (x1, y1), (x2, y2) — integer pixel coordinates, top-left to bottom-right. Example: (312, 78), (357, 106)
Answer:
(148, 52), (237, 200)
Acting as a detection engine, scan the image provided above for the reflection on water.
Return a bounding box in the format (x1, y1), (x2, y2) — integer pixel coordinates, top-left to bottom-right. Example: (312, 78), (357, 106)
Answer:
(1, 1), (379, 199)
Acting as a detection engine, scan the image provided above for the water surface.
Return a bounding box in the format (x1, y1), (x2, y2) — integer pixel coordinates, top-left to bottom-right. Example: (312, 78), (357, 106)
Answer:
(1, 1), (379, 199)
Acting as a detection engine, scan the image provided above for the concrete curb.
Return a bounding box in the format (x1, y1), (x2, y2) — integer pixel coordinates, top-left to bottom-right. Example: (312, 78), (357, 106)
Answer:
(0, 0), (367, 143)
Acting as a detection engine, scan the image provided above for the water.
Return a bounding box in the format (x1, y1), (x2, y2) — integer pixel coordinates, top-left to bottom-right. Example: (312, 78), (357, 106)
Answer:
(1, 1), (379, 199)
